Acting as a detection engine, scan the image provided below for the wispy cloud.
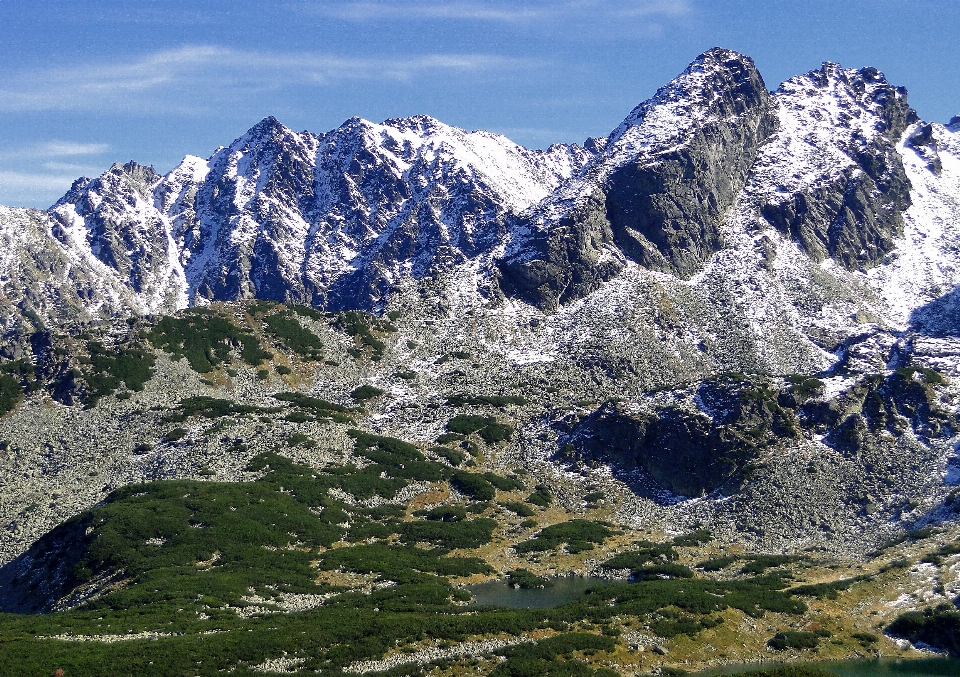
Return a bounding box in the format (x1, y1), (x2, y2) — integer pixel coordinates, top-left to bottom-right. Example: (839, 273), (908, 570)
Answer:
(312, 2), (543, 21)
(306, 0), (692, 23)
(0, 170), (81, 194)
(0, 141), (112, 207)
(0, 46), (543, 114)
(0, 141), (110, 161)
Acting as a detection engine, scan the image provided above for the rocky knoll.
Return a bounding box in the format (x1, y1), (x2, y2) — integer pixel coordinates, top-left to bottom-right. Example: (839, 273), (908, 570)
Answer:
(560, 368), (955, 502)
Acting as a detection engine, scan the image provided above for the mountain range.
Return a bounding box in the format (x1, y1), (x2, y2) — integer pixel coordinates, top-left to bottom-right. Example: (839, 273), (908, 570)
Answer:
(2, 47), (957, 336)
(0, 50), (959, 672)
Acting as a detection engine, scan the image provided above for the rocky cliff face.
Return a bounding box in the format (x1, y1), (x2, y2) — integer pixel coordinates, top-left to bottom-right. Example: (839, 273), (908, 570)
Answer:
(499, 48), (779, 309)
(0, 114), (594, 332)
(560, 368), (955, 514)
(51, 162), (187, 311)
(0, 48), (951, 332)
(754, 64), (915, 270)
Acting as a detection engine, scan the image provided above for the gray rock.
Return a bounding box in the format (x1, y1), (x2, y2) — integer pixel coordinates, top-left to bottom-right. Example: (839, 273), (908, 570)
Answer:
(759, 65), (915, 270)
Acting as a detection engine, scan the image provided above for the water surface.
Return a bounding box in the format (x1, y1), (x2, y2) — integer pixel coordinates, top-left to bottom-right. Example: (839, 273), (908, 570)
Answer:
(701, 658), (960, 677)
(466, 576), (603, 608)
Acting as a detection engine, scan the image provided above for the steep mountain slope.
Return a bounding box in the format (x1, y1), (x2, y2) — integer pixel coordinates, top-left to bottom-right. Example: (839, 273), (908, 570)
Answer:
(1, 47), (956, 350)
(500, 47), (779, 308)
(1, 47), (959, 562)
(0, 114), (595, 334)
(3, 46), (960, 677)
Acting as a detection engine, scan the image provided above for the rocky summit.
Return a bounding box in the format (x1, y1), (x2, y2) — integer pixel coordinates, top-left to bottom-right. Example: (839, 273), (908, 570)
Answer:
(1, 48), (960, 676)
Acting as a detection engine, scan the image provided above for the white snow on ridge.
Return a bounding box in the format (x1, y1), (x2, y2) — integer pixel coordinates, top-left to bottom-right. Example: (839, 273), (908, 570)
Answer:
(528, 49), (754, 228)
(3, 50), (960, 357)
(868, 122), (960, 326)
(749, 63), (905, 203)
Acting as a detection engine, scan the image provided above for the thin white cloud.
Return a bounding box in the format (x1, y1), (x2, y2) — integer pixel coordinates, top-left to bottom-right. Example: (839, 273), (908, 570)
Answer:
(0, 170), (79, 192)
(41, 142), (111, 157)
(0, 142), (112, 206)
(0, 141), (111, 161)
(308, 0), (691, 22)
(0, 46), (543, 113)
(315, 2), (542, 21)
(39, 161), (108, 173)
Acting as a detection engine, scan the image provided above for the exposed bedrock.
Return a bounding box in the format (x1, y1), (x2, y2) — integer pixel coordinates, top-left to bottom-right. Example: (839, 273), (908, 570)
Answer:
(604, 52), (778, 278)
(560, 368), (954, 499)
(495, 191), (624, 312)
(560, 376), (802, 497)
(499, 48), (778, 310)
(760, 67), (916, 270)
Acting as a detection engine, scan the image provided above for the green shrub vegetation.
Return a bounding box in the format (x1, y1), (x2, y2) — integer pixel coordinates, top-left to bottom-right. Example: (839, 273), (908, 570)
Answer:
(416, 506), (467, 522)
(332, 310), (395, 360)
(273, 391), (354, 423)
(920, 537), (960, 565)
(0, 399), (868, 677)
(82, 341), (157, 406)
(433, 445), (466, 466)
(317, 542), (492, 580)
(740, 554), (801, 574)
(698, 556), (739, 571)
(526, 484), (553, 507)
(0, 359), (44, 413)
(398, 518), (497, 550)
(290, 304), (325, 321)
(168, 396), (271, 421)
(0, 372), (22, 416)
(768, 631), (820, 650)
(896, 365), (947, 385)
(672, 529), (713, 547)
(148, 311), (271, 373)
(515, 520), (613, 554)
(787, 576), (863, 599)
(785, 374), (825, 399)
(491, 633), (617, 677)
(352, 384), (385, 401)
(164, 427), (188, 442)
(446, 414), (514, 443)
(632, 562), (695, 580)
(506, 568), (554, 589)
(583, 491), (605, 504)
(601, 541), (678, 573)
(888, 604), (960, 655)
(500, 501), (536, 518)
(649, 609), (723, 637)
(451, 471), (496, 501)
(483, 472), (525, 492)
(262, 312), (324, 359)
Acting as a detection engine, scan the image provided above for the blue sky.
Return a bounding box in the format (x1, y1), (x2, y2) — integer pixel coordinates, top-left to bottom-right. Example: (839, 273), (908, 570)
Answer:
(0, 0), (957, 208)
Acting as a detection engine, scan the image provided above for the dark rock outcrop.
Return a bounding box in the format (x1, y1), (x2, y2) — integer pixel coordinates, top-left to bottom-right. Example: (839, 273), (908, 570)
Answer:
(604, 50), (778, 278)
(500, 48), (778, 309)
(497, 191), (624, 312)
(52, 162), (168, 295)
(561, 376), (800, 496)
(561, 368), (952, 498)
(760, 66), (916, 270)
(906, 122), (943, 175)
(822, 368), (953, 455)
